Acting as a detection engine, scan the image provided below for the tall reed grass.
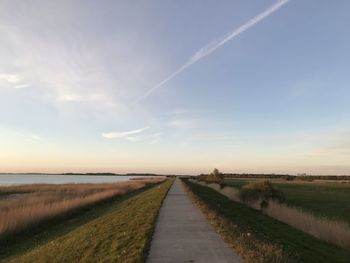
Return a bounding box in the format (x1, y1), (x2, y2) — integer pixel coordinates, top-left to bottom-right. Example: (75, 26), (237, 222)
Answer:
(0, 178), (164, 240)
(192, 180), (350, 251)
(264, 201), (350, 250)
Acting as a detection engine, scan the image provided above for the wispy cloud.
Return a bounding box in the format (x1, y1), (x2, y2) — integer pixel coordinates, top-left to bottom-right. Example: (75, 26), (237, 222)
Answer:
(133, 0), (289, 104)
(57, 94), (106, 102)
(0, 74), (21, 83)
(14, 131), (42, 142)
(0, 73), (30, 89)
(102, 127), (148, 139)
(14, 83), (31, 89)
(167, 108), (189, 115)
(0, 3), (166, 115)
(305, 129), (350, 156)
(126, 132), (162, 144)
(166, 119), (197, 129)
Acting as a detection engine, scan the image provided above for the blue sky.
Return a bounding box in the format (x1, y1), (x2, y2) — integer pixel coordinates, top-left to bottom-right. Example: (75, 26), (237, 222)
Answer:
(0, 0), (349, 174)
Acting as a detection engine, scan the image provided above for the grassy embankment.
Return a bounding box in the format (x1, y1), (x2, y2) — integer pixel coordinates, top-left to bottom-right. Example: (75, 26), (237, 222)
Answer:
(197, 179), (350, 251)
(224, 179), (350, 224)
(0, 179), (172, 263)
(183, 179), (350, 263)
(0, 180), (159, 240)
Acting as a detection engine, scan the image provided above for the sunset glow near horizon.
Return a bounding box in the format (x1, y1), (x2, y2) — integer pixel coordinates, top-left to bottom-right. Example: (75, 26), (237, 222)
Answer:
(1, 0), (350, 175)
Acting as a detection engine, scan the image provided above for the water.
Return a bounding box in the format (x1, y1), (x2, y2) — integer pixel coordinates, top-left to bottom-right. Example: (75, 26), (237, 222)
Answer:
(0, 174), (154, 185)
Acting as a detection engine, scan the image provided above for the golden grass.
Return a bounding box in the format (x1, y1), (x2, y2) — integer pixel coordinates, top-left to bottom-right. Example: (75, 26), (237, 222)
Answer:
(0, 178), (164, 240)
(1, 179), (173, 263)
(192, 180), (350, 251)
(264, 201), (350, 251)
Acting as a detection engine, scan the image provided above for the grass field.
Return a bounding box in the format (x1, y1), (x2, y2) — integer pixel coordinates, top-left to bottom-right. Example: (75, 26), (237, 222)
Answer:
(224, 179), (350, 224)
(0, 180), (159, 240)
(0, 179), (172, 263)
(184, 180), (350, 263)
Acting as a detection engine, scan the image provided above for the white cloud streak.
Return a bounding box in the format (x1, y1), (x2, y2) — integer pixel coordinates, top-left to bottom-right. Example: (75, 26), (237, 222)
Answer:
(133, 0), (289, 105)
(0, 73), (30, 89)
(125, 132), (162, 143)
(102, 127), (148, 139)
(0, 3), (166, 115)
(0, 74), (21, 83)
(14, 83), (31, 89)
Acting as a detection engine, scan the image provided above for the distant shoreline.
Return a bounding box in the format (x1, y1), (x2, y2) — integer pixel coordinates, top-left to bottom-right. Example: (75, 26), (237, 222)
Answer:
(0, 172), (349, 180)
(0, 173), (167, 177)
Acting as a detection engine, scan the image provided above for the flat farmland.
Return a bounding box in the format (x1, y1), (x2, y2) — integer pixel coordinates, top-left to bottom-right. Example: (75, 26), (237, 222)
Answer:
(224, 178), (350, 224)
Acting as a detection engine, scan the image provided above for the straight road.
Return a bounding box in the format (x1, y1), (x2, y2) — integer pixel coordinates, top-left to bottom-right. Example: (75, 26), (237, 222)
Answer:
(147, 178), (242, 263)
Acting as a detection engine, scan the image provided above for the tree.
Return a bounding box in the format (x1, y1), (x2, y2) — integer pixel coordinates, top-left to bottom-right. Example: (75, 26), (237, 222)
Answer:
(206, 168), (224, 183)
(239, 181), (285, 210)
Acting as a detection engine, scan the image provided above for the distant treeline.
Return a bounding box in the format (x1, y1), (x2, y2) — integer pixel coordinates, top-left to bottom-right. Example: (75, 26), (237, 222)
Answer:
(62, 173), (165, 177)
(222, 173), (350, 181)
(126, 173), (161, 176)
(62, 173), (118, 176)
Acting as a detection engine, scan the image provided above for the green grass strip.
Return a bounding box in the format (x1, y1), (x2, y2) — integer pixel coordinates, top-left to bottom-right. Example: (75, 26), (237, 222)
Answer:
(224, 179), (350, 224)
(1, 180), (172, 263)
(185, 180), (350, 263)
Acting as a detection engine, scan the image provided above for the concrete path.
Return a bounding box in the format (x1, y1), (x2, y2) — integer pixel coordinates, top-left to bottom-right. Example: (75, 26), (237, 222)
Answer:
(147, 179), (242, 263)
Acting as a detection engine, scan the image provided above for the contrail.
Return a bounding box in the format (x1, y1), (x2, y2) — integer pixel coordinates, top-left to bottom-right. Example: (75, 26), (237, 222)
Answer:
(133, 0), (289, 105)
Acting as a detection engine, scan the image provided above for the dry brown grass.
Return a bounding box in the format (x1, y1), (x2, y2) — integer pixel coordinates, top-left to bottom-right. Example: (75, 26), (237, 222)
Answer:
(264, 201), (350, 250)
(192, 180), (350, 251)
(0, 178), (164, 240)
(193, 180), (241, 202)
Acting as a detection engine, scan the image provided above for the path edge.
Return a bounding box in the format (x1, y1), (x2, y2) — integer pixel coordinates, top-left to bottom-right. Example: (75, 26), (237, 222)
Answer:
(142, 178), (175, 262)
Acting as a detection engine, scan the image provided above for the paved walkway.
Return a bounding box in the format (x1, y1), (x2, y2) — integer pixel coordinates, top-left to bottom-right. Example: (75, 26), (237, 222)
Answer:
(147, 179), (242, 263)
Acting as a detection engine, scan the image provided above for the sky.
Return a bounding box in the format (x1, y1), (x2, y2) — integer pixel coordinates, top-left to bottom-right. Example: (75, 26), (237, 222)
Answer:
(0, 0), (350, 175)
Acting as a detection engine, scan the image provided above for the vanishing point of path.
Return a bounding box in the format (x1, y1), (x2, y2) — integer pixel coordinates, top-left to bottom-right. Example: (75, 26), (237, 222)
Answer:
(147, 178), (242, 263)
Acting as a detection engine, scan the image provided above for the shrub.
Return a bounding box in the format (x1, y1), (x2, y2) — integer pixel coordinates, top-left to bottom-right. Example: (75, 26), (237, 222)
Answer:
(197, 174), (208, 182)
(205, 168), (224, 184)
(284, 175), (295, 181)
(239, 181), (285, 208)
